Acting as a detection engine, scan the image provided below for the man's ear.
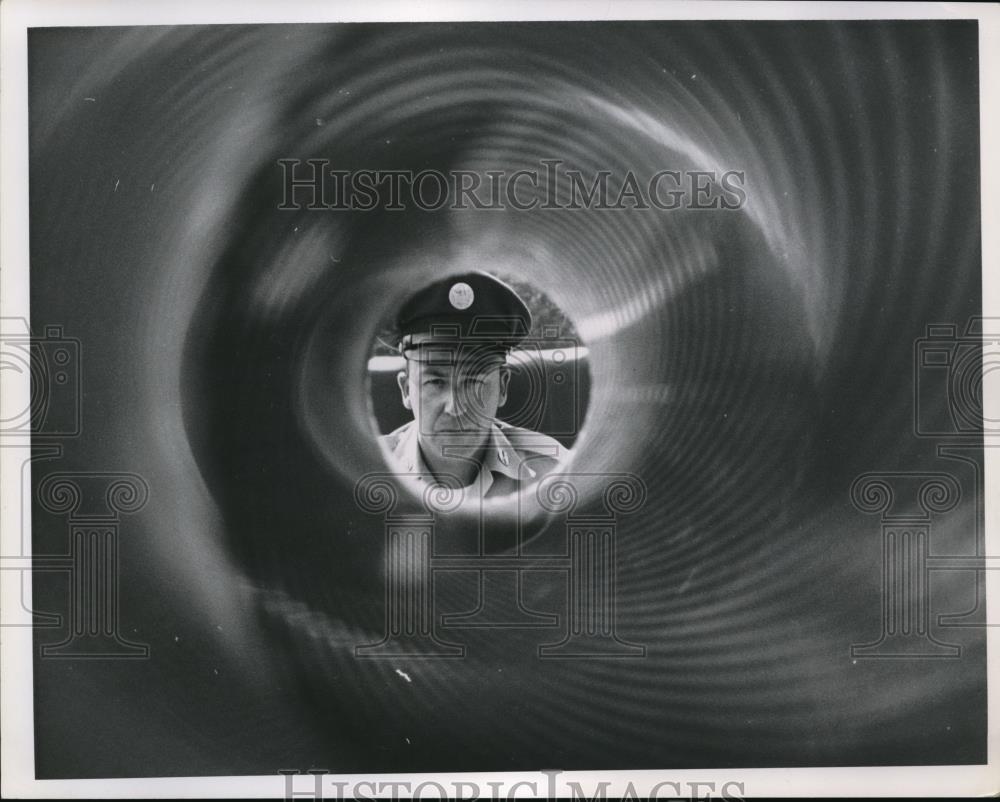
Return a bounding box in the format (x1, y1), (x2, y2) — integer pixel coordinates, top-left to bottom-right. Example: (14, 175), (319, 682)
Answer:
(497, 366), (511, 408)
(396, 369), (412, 410)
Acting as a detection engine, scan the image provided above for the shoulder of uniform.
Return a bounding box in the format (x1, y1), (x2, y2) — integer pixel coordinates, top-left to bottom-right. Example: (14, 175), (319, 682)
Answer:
(379, 421), (413, 451)
(496, 421), (565, 456)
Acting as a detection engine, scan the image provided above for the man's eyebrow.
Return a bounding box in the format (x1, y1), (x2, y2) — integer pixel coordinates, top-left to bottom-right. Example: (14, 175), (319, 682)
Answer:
(419, 366), (451, 377)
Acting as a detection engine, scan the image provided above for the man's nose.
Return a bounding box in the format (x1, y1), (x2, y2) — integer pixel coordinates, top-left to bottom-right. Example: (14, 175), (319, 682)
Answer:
(441, 384), (460, 415)
(441, 384), (479, 422)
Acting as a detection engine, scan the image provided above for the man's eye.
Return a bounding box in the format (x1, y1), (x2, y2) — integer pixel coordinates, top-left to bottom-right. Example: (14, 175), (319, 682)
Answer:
(423, 378), (445, 387)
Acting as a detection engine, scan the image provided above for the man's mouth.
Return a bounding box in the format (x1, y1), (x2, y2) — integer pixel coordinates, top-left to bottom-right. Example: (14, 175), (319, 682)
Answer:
(431, 422), (484, 433)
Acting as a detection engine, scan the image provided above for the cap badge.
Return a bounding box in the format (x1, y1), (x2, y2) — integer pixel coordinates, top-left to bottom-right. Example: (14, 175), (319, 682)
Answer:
(448, 282), (474, 310)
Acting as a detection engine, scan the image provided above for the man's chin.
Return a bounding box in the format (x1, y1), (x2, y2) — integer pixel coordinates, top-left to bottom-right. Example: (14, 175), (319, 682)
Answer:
(422, 430), (489, 451)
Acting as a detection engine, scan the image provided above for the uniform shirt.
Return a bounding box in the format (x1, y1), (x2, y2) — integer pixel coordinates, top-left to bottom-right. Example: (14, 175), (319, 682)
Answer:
(379, 420), (564, 498)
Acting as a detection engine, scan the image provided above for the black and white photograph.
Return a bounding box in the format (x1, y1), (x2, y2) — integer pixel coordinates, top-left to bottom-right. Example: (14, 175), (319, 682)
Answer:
(1, 1), (997, 798)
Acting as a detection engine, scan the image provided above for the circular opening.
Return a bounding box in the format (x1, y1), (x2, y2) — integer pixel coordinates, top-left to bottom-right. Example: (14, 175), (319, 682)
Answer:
(366, 271), (590, 505)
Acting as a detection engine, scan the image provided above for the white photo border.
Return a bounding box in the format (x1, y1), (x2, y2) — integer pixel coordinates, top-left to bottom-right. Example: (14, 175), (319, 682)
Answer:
(2, 1), (997, 798)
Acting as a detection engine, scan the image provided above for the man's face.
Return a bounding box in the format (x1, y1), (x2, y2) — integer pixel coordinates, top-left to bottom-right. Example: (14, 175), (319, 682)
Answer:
(397, 354), (510, 454)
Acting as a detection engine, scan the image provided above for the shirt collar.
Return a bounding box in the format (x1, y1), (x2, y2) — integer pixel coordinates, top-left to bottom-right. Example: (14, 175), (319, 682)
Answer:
(392, 421), (533, 488)
(483, 424), (533, 481)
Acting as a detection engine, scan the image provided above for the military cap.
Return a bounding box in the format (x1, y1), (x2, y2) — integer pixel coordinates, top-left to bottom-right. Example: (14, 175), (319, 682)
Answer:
(396, 271), (532, 362)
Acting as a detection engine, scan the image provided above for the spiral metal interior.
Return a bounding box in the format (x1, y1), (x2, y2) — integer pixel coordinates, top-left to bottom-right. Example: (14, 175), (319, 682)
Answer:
(26, 21), (985, 775)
